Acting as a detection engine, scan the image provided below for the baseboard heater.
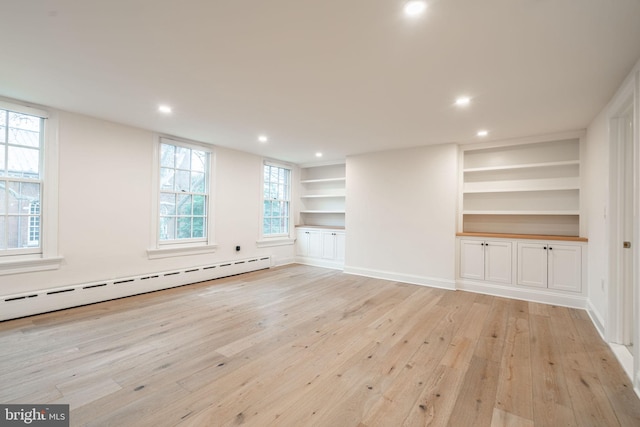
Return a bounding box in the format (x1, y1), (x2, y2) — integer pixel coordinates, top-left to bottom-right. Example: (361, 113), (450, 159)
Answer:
(1, 256), (272, 322)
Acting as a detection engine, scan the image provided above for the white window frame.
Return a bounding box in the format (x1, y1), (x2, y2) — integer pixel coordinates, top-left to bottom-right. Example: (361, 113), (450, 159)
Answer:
(257, 160), (295, 248)
(0, 98), (62, 275)
(147, 136), (217, 259)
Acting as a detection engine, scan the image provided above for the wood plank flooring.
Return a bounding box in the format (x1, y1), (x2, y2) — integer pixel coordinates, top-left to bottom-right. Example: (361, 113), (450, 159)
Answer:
(1, 264), (639, 426)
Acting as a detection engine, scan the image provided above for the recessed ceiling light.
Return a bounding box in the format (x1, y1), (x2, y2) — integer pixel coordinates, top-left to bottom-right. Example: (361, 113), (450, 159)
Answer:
(258, 135), (268, 143)
(404, 1), (427, 16)
(455, 97), (471, 107)
(477, 130), (489, 137)
(315, 152), (323, 158)
(158, 105), (172, 114)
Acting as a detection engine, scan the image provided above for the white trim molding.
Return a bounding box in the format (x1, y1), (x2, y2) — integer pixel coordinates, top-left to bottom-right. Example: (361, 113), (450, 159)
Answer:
(147, 244), (218, 260)
(0, 255), (64, 276)
(344, 266), (456, 290)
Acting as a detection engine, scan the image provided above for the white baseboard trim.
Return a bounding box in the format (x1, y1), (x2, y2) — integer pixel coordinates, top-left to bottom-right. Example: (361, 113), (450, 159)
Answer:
(295, 256), (344, 271)
(344, 266), (456, 290)
(456, 279), (588, 309)
(273, 256), (296, 267)
(609, 343), (634, 384)
(586, 300), (606, 339)
(0, 256), (271, 322)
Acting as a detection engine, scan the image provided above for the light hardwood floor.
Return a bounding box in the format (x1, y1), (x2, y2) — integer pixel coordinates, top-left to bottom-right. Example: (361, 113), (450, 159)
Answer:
(1, 264), (639, 426)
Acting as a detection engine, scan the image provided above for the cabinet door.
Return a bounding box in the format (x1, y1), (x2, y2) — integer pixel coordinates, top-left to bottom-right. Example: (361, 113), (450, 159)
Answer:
(321, 232), (336, 259)
(308, 231), (323, 258)
(460, 239), (485, 280)
(517, 243), (547, 288)
(484, 241), (512, 284)
(548, 244), (581, 292)
(296, 230), (309, 257)
(335, 232), (346, 262)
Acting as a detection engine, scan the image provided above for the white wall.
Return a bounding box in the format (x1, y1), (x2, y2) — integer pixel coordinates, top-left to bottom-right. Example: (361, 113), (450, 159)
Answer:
(584, 107), (610, 328)
(344, 144), (458, 289)
(0, 110), (295, 297)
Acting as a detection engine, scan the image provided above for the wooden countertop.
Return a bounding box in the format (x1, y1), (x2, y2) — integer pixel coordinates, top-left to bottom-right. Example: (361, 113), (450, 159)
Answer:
(296, 225), (346, 230)
(456, 232), (588, 242)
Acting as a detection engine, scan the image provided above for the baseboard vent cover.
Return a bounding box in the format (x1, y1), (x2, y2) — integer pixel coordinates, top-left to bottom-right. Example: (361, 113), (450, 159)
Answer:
(1, 256), (271, 321)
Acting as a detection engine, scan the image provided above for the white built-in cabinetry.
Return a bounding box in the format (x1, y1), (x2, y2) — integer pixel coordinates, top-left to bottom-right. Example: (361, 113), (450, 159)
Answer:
(299, 163), (346, 228)
(517, 242), (581, 293)
(457, 235), (587, 307)
(296, 163), (346, 269)
(459, 239), (512, 284)
(461, 136), (582, 236)
(296, 227), (345, 269)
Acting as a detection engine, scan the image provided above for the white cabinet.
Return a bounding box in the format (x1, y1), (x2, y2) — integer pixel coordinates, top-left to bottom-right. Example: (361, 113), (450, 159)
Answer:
(517, 242), (581, 292)
(296, 227), (345, 269)
(460, 239), (512, 284)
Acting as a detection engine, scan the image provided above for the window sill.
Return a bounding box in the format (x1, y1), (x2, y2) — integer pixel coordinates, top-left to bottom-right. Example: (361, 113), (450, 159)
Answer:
(0, 255), (64, 276)
(147, 244), (218, 260)
(256, 238), (295, 248)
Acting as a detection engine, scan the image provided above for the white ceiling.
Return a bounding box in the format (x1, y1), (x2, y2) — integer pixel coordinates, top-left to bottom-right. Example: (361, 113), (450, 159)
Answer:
(1, 0), (640, 165)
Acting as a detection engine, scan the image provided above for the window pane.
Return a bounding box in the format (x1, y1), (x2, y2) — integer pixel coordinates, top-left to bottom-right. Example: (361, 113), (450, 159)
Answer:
(7, 181), (40, 214)
(160, 168), (174, 190)
(191, 150), (206, 172)
(176, 146), (190, 170)
(160, 193), (176, 215)
(160, 144), (175, 167)
(8, 128), (39, 148)
(0, 181), (6, 213)
(175, 170), (190, 192)
(177, 217), (192, 239)
(191, 171), (205, 193)
(177, 194), (192, 216)
(263, 218), (271, 235)
(0, 217), (4, 249)
(8, 146), (39, 177)
(160, 216), (175, 240)
(8, 112), (40, 132)
(193, 195), (205, 215)
(0, 127), (5, 143)
(0, 144), (5, 172)
(7, 215), (29, 249)
(193, 217), (205, 238)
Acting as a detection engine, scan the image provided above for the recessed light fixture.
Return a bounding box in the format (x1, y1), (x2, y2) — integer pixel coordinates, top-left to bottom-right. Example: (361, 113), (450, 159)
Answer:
(477, 130), (489, 137)
(315, 152), (323, 158)
(455, 96), (471, 107)
(404, 1), (427, 17)
(258, 135), (268, 143)
(158, 105), (172, 114)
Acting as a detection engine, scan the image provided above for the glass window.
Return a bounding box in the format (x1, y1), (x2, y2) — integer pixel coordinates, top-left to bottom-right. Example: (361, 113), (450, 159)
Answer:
(0, 109), (43, 254)
(158, 140), (209, 244)
(263, 163), (291, 237)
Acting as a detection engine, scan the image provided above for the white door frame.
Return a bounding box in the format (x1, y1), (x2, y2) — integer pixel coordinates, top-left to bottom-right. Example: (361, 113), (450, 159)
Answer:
(608, 69), (640, 391)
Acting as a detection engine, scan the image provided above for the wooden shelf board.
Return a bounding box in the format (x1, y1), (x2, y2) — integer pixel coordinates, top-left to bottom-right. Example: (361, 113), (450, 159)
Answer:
(300, 194), (346, 198)
(457, 232), (587, 242)
(463, 186), (579, 194)
(300, 210), (346, 214)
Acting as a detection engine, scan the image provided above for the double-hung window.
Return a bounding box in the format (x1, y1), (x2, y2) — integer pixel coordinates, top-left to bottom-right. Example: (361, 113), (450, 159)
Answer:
(158, 138), (210, 245)
(262, 161), (291, 238)
(0, 106), (44, 255)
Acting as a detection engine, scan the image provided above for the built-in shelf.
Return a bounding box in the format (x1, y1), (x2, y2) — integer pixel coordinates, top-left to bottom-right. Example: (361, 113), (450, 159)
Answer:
(460, 136), (582, 236)
(456, 232), (587, 242)
(299, 163), (346, 228)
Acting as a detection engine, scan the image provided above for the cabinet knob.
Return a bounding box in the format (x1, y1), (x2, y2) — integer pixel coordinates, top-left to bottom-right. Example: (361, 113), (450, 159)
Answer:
(549, 247), (553, 250)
